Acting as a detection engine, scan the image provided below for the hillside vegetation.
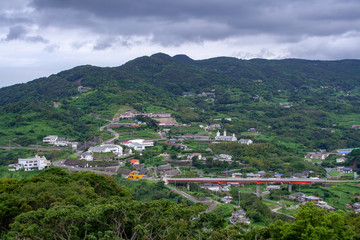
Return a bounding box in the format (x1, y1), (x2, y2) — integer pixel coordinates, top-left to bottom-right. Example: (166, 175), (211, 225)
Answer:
(1, 168), (359, 239)
(0, 53), (359, 168)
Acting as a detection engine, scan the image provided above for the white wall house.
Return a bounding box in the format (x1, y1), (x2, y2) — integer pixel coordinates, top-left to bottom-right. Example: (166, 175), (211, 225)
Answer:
(17, 155), (51, 171)
(238, 139), (253, 145)
(80, 152), (94, 161)
(43, 135), (58, 144)
(43, 135), (69, 146)
(88, 144), (123, 156)
(336, 157), (346, 163)
(219, 154), (232, 160)
(122, 139), (154, 151)
(54, 137), (69, 146)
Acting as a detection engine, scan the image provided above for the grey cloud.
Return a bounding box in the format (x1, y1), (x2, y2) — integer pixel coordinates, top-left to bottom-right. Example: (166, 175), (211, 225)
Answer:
(44, 44), (59, 52)
(5, 25), (27, 40)
(28, 0), (360, 47)
(286, 32), (360, 60)
(3, 25), (47, 43)
(93, 39), (113, 50)
(26, 35), (48, 43)
(1, 0), (360, 60)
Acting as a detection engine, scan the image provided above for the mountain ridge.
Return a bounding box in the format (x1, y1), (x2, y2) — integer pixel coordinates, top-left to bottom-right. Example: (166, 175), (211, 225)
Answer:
(0, 52), (359, 152)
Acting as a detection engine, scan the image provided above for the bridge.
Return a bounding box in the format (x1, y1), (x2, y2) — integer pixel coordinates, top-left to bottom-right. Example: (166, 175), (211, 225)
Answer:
(164, 177), (358, 196)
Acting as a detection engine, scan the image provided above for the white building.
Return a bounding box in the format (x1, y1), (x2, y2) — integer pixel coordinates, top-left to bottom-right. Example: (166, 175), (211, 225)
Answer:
(222, 196), (233, 204)
(17, 155), (51, 171)
(219, 154), (232, 160)
(232, 173), (243, 178)
(43, 135), (58, 144)
(238, 139), (253, 145)
(215, 130), (237, 141)
(80, 152), (94, 161)
(336, 157), (347, 163)
(88, 144), (123, 156)
(43, 135), (69, 146)
(54, 137), (69, 146)
(122, 139), (154, 151)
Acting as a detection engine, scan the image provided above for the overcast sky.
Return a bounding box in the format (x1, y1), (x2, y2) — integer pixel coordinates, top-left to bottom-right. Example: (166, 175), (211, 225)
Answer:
(1, 0), (360, 88)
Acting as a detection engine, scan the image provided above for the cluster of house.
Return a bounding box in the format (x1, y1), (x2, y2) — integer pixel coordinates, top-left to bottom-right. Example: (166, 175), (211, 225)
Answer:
(79, 139), (154, 161)
(199, 182), (240, 192)
(305, 148), (355, 161)
(346, 203), (360, 214)
(155, 118), (178, 127)
(289, 192), (335, 211)
(43, 135), (69, 146)
(335, 166), (353, 173)
(186, 153), (234, 165)
(228, 209), (251, 225)
(80, 144), (125, 161)
(203, 123), (221, 130)
(226, 171), (283, 179)
(118, 112), (171, 119)
(155, 164), (181, 176)
(8, 155), (51, 171)
(42, 135), (80, 150)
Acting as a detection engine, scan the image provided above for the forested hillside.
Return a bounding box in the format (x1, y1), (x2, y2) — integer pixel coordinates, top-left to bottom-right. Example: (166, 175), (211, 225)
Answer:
(1, 168), (359, 239)
(0, 53), (360, 156)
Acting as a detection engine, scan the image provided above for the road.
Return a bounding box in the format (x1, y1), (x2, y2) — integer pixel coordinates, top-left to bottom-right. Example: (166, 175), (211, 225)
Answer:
(104, 127), (120, 144)
(0, 145), (68, 151)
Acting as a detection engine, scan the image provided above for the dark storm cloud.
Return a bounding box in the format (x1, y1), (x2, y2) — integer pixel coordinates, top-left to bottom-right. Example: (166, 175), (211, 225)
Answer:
(5, 25), (27, 40)
(28, 0), (360, 43)
(3, 25), (47, 43)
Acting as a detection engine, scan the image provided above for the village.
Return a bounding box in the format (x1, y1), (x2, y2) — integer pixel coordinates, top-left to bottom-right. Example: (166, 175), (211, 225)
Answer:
(7, 106), (360, 223)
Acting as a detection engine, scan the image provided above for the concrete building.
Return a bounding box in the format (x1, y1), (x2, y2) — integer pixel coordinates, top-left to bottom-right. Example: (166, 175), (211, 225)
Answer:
(88, 144), (123, 156)
(43, 135), (69, 146)
(219, 154), (232, 160)
(122, 139), (154, 151)
(238, 139), (253, 145)
(336, 157), (347, 163)
(80, 152), (94, 161)
(17, 155), (51, 171)
(54, 137), (68, 146)
(43, 135), (58, 144)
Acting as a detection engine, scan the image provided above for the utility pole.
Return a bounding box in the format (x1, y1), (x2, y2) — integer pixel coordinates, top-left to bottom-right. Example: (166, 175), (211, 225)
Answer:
(238, 190), (240, 207)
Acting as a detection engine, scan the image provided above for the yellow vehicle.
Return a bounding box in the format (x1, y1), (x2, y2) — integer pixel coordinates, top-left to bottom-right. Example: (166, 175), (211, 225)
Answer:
(127, 171), (144, 180)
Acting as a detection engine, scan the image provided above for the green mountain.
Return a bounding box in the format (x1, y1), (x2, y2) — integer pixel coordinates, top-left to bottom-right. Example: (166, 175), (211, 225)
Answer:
(1, 53), (360, 155)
